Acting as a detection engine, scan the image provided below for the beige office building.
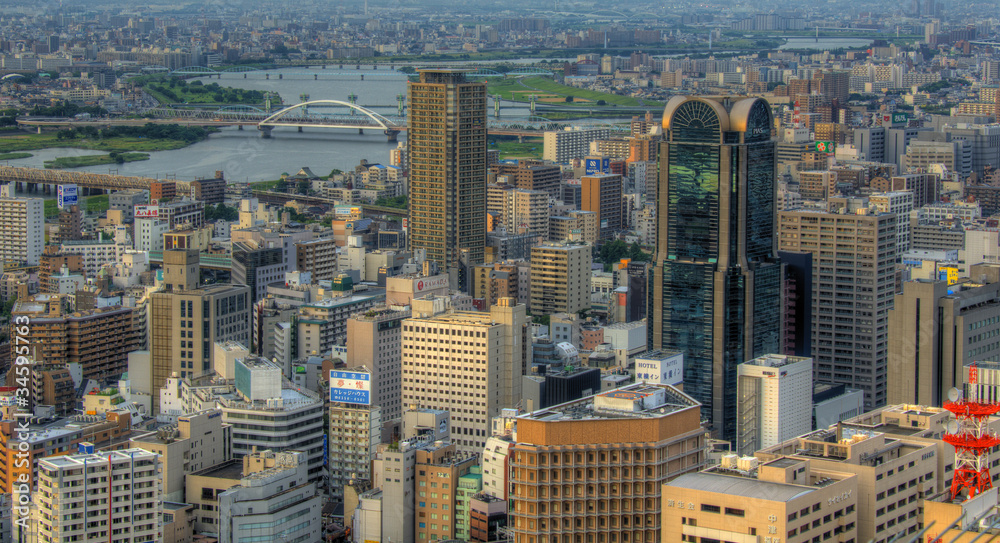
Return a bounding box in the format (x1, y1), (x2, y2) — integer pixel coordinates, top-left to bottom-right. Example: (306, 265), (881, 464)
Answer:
(756, 420), (945, 543)
(149, 250), (250, 411)
(346, 307), (410, 428)
(662, 458), (858, 543)
(888, 264), (1000, 406)
(130, 409), (232, 502)
(401, 297), (530, 454)
(509, 384), (706, 543)
(530, 242), (591, 315)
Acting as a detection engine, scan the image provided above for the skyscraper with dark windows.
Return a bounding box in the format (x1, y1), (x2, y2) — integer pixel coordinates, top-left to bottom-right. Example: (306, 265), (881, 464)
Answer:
(650, 96), (782, 441)
(407, 69), (488, 291)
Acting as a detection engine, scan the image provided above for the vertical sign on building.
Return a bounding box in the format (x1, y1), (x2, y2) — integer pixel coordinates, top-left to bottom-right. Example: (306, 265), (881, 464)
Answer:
(329, 370), (371, 404)
(57, 184), (78, 210)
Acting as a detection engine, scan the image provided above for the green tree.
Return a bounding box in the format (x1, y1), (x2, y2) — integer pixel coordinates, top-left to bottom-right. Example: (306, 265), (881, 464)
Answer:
(297, 179), (311, 195)
(565, 96), (574, 103)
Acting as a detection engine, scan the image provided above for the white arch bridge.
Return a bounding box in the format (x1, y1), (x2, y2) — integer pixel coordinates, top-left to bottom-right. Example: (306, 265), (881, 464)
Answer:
(257, 100), (405, 140)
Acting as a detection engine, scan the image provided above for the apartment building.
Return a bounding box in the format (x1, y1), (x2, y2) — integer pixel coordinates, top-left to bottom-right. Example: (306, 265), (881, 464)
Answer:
(543, 127), (612, 163)
(778, 209), (898, 410)
(296, 237), (338, 281)
(35, 449), (161, 543)
(12, 293), (136, 381)
(0, 194), (43, 265)
(329, 403), (381, 503)
(581, 173), (623, 238)
(869, 191), (914, 255)
(529, 242), (592, 315)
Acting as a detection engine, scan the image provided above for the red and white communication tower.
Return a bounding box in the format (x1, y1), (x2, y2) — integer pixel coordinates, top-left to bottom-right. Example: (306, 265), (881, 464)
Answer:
(943, 363), (1000, 501)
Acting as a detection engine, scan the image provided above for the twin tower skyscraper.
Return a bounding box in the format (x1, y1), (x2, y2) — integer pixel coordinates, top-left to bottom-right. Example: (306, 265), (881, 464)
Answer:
(405, 69), (781, 441)
(650, 96), (782, 441)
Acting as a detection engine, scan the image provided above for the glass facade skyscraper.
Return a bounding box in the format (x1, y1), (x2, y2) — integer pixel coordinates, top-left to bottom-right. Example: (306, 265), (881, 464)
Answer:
(651, 97), (782, 441)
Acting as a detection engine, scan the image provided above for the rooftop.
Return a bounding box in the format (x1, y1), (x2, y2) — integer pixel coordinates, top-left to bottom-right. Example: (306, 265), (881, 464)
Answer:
(667, 471), (816, 502)
(522, 383), (698, 422)
(192, 459), (244, 480)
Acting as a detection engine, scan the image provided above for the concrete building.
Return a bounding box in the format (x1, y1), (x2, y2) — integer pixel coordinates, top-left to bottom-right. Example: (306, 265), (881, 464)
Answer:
(543, 127), (612, 163)
(148, 250), (250, 409)
(778, 209), (897, 410)
(529, 242), (591, 315)
(109, 189), (148, 220)
(231, 241), (286, 304)
(402, 297), (530, 454)
(130, 409), (233, 502)
(490, 160), (563, 199)
(413, 440), (479, 542)
(345, 307), (409, 429)
(135, 216), (169, 252)
(888, 264), (1000, 406)
(329, 403), (381, 503)
(296, 288), (386, 358)
(504, 188), (550, 241)
(869, 191), (914, 255)
(509, 384), (706, 543)
(408, 69), (487, 290)
(218, 450), (323, 543)
(662, 457), (858, 543)
(581, 173), (623, 238)
(0, 194), (44, 265)
(652, 96), (782, 440)
(736, 354), (813, 456)
(35, 448), (161, 543)
(295, 237), (338, 281)
(219, 357), (326, 481)
(13, 293), (136, 381)
(549, 209), (599, 244)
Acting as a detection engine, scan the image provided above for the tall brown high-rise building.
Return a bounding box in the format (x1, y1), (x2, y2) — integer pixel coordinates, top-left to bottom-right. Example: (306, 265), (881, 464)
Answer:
(408, 69), (488, 291)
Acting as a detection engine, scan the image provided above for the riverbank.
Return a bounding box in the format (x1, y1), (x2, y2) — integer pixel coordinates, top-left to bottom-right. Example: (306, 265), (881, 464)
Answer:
(490, 136), (543, 160)
(42, 195), (109, 218)
(0, 152), (32, 160)
(0, 126), (212, 154)
(488, 77), (659, 108)
(44, 152), (149, 169)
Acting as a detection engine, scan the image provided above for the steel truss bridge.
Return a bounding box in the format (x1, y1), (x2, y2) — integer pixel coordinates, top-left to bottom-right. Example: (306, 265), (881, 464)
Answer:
(0, 165), (191, 192)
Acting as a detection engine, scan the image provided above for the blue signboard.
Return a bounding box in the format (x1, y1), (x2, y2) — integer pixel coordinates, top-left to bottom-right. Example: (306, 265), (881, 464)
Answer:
(585, 157), (610, 175)
(58, 184), (78, 210)
(329, 370), (371, 405)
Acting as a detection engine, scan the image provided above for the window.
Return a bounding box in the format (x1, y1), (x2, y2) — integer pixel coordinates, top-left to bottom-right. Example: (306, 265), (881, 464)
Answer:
(701, 504), (721, 513)
(725, 508), (745, 517)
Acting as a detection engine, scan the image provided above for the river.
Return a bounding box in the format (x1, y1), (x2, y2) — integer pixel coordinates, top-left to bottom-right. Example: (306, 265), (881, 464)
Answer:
(2, 65), (633, 182)
(779, 37), (875, 50)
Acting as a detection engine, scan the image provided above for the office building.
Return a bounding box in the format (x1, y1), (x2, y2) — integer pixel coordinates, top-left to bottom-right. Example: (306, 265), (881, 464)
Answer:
(736, 354), (813, 456)
(652, 97), (782, 440)
(778, 209), (897, 410)
(218, 450), (323, 543)
(135, 216), (169, 252)
(35, 449), (161, 543)
(529, 242), (591, 315)
(543, 127), (612, 163)
(329, 403), (381, 503)
(346, 307), (409, 429)
(231, 241), (286, 304)
(148, 250), (250, 409)
(130, 409), (232, 502)
(413, 440), (479, 542)
(756, 415), (950, 543)
(38, 247), (84, 293)
(109, 190), (148, 220)
(869, 191), (914, 255)
(408, 69), (488, 290)
(216, 357), (326, 481)
(296, 287), (386, 358)
(509, 384), (706, 543)
(662, 458), (858, 543)
(0, 194), (44, 265)
(888, 264), (1000, 406)
(581, 173), (623, 238)
(13, 293), (136, 381)
(402, 297), (529, 454)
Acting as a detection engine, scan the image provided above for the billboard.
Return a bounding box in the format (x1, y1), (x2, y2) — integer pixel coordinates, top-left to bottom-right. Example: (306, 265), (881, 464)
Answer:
(815, 141), (835, 154)
(134, 205), (159, 219)
(892, 112), (908, 124)
(57, 184), (78, 210)
(330, 370), (371, 405)
(414, 274), (449, 292)
(585, 157), (610, 175)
